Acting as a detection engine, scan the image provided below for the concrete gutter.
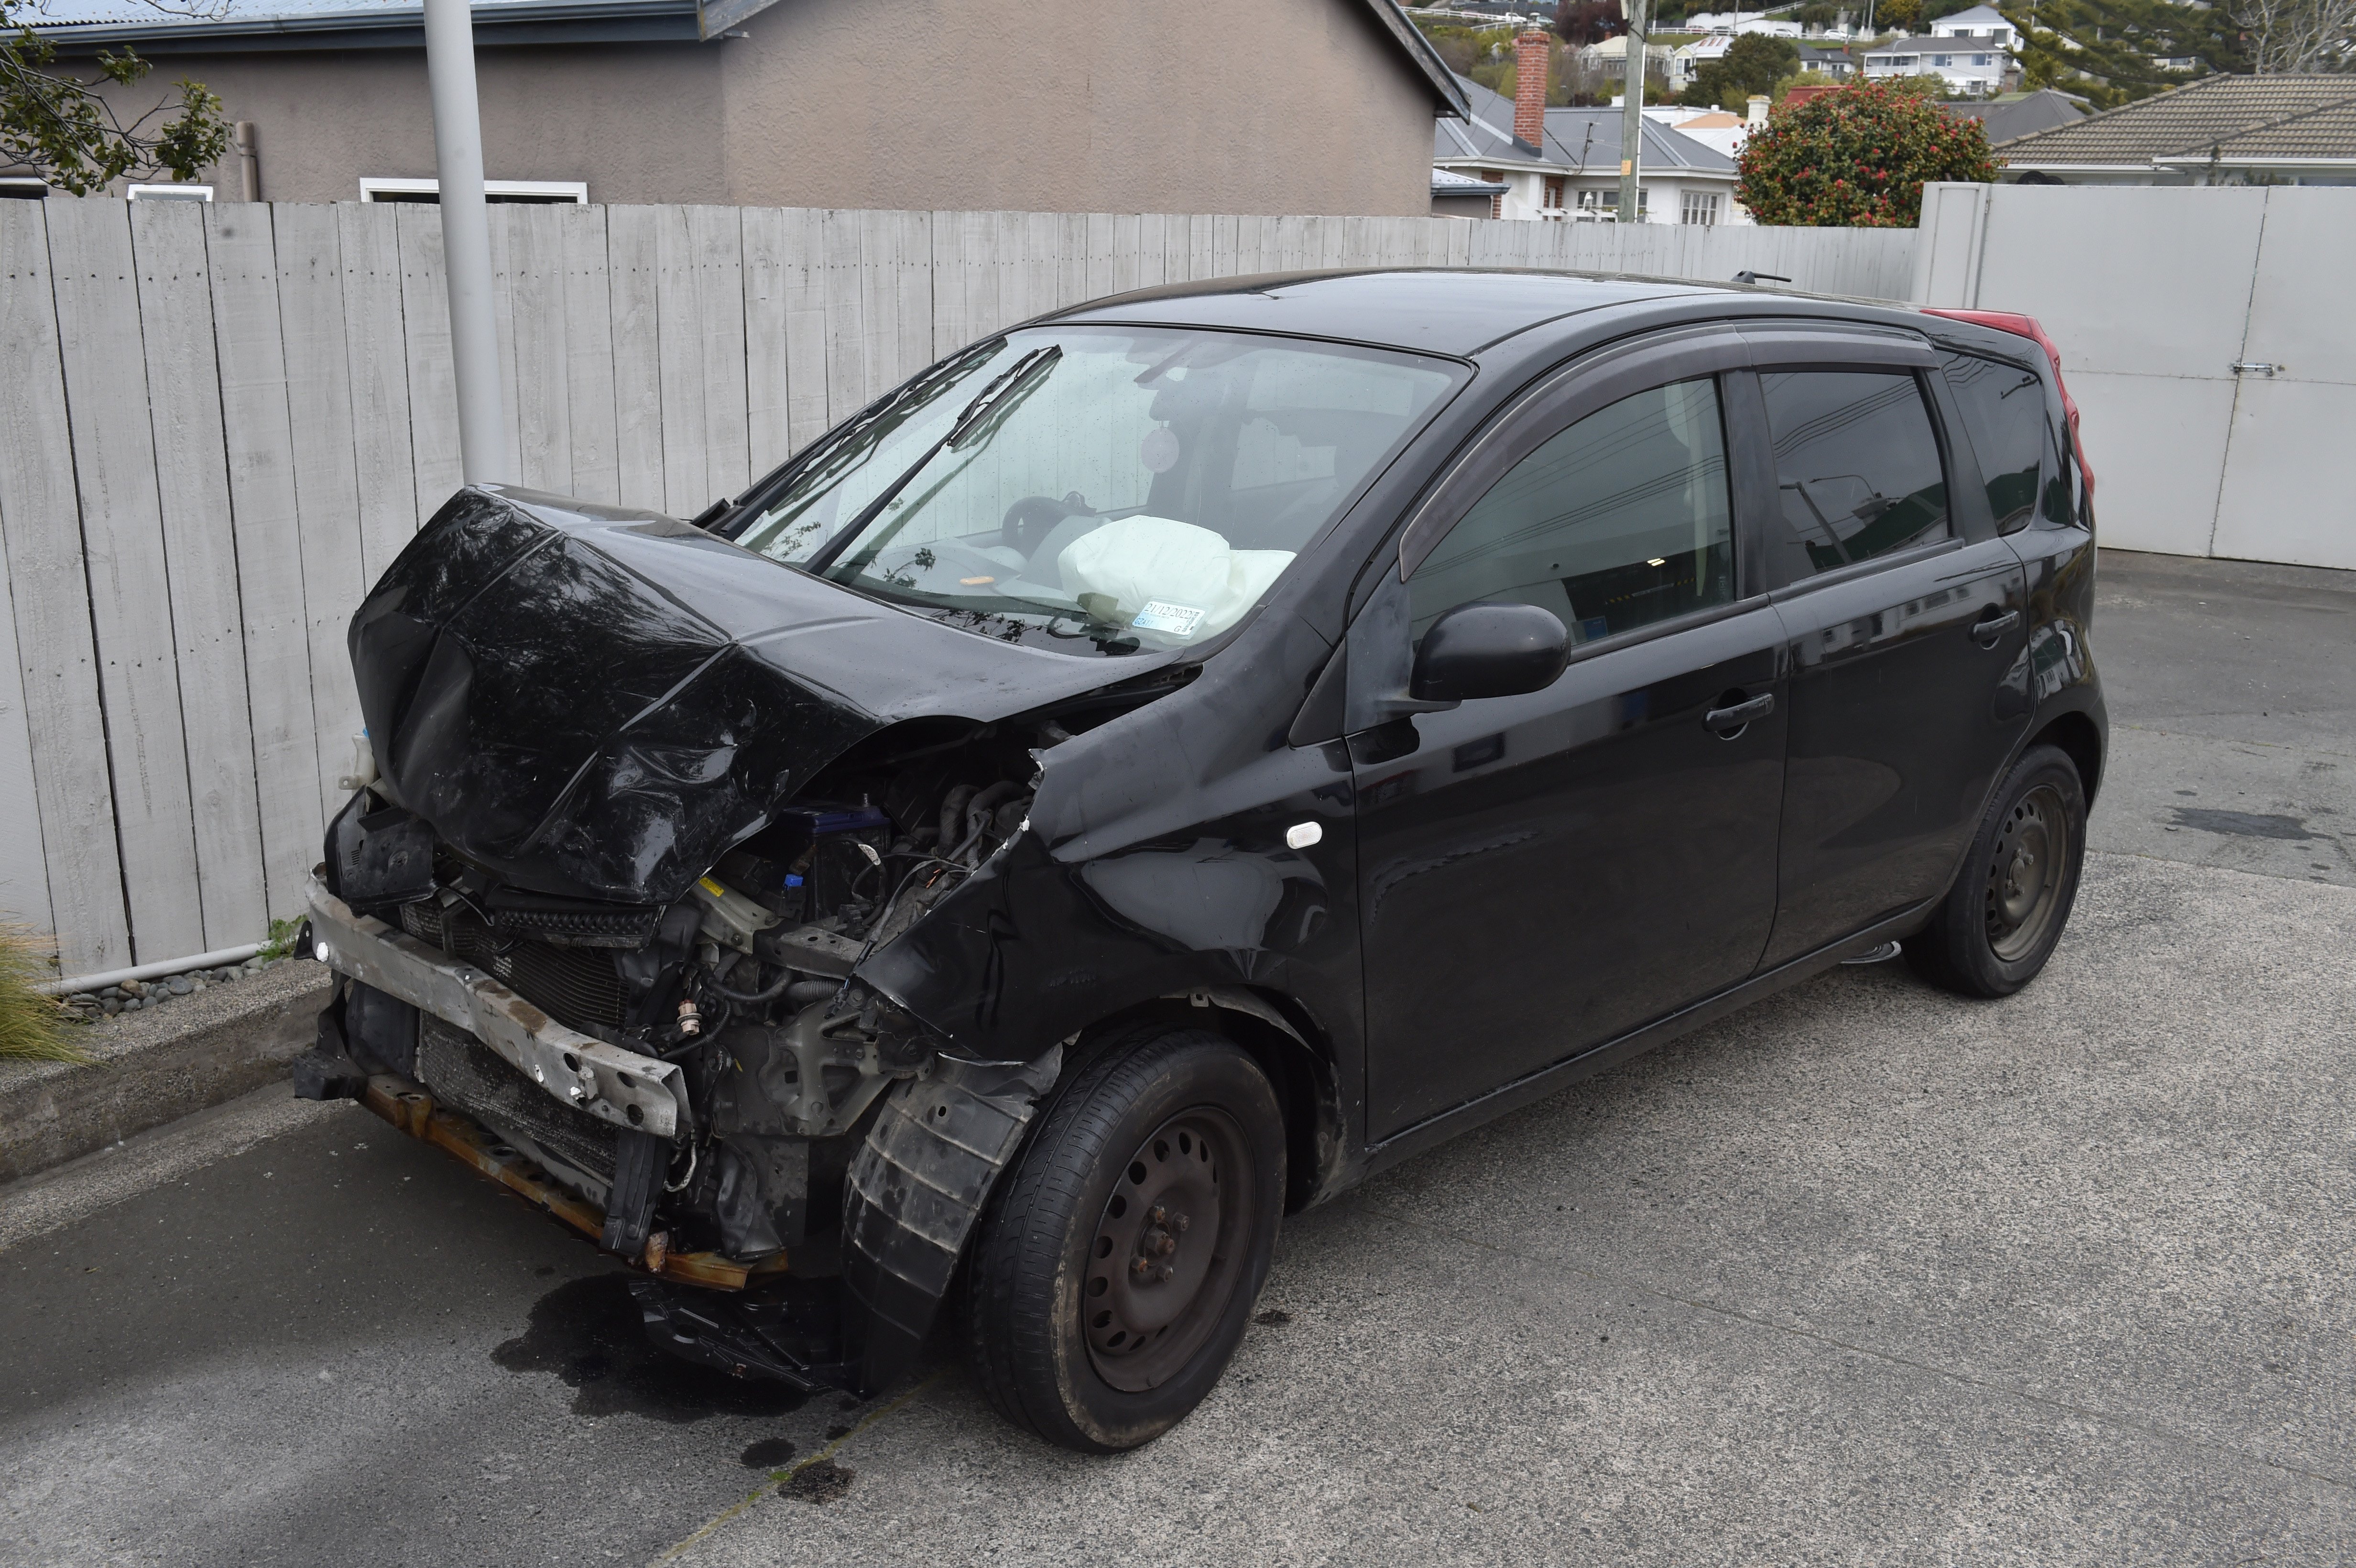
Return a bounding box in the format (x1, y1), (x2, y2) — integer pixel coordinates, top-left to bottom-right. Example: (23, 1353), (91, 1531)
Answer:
(0, 959), (332, 1184)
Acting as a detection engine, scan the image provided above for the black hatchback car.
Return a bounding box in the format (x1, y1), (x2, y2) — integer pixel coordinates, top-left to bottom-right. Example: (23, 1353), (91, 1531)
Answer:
(302, 271), (2105, 1453)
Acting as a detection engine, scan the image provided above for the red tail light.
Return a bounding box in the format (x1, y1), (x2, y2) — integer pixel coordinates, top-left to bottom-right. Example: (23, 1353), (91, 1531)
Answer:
(1922, 308), (2094, 509)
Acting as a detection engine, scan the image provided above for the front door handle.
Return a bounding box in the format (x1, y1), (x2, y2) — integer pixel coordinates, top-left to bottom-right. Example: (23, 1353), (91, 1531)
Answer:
(1972, 609), (2022, 647)
(1704, 692), (1774, 734)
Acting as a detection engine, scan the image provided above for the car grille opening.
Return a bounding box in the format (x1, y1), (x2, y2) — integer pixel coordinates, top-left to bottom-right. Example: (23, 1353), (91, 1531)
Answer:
(398, 898), (631, 1034)
(414, 1015), (618, 1184)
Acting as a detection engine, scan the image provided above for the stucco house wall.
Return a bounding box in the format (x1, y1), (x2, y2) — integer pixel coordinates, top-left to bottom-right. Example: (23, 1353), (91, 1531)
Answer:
(67, 0), (1445, 216)
(98, 44), (730, 203)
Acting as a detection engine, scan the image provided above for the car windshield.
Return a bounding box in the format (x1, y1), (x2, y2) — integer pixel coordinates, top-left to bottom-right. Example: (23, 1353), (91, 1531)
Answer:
(731, 326), (1463, 655)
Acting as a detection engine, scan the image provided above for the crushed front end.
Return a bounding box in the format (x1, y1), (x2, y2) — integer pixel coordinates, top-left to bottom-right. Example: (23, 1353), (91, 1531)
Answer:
(294, 484), (1178, 1394)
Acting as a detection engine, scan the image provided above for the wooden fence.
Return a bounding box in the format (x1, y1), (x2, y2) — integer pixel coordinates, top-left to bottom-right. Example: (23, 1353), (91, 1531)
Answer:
(0, 199), (1919, 974)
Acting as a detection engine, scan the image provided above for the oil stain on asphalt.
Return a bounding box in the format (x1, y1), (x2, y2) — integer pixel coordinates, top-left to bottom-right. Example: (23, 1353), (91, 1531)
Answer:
(781, 1459), (856, 1504)
(2168, 807), (2321, 841)
(492, 1272), (807, 1421)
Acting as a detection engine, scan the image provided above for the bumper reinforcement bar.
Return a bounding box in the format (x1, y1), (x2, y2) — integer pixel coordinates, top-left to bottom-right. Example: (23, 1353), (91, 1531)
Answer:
(306, 875), (690, 1140)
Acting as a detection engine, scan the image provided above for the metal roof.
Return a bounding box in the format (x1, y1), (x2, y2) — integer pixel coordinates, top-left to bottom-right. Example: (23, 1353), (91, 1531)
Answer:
(1058, 269), (1710, 359)
(1433, 73), (1736, 176)
(1998, 74), (2356, 166)
(1946, 88), (2089, 145)
(1432, 167), (1509, 195)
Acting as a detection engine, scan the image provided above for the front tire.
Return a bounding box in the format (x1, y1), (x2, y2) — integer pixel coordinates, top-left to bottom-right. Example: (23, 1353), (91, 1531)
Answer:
(963, 1024), (1285, 1452)
(1906, 742), (2087, 998)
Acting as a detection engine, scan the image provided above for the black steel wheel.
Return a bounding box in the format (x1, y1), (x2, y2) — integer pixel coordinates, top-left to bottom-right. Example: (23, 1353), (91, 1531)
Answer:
(1906, 743), (2088, 998)
(1083, 1107), (1254, 1392)
(963, 1024), (1284, 1452)
(1985, 780), (2074, 963)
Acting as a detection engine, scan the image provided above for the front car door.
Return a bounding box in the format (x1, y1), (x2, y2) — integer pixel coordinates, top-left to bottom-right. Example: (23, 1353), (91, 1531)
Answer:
(1344, 331), (1789, 1141)
(1740, 325), (2033, 967)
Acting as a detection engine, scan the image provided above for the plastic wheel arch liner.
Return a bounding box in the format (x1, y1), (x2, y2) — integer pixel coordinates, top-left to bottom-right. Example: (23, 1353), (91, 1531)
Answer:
(840, 1047), (1065, 1394)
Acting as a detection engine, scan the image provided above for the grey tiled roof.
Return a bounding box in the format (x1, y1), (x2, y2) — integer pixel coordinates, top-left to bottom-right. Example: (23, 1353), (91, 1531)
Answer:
(1999, 74), (2356, 164)
(2196, 97), (2356, 159)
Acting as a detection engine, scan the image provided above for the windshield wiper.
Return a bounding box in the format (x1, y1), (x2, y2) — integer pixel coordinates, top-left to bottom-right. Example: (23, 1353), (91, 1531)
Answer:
(804, 345), (1062, 576)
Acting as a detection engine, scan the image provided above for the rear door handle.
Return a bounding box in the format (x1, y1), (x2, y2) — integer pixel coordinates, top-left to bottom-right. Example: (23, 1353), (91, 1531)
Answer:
(1971, 609), (2021, 647)
(1704, 693), (1774, 734)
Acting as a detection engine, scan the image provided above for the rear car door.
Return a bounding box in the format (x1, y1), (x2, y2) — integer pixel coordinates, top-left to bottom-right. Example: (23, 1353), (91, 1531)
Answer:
(1346, 333), (1789, 1140)
(1743, 326), (2032, 968)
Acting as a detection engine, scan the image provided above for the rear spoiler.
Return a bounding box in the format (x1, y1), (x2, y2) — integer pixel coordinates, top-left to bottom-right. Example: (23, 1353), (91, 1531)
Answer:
(1922, 308), (2095, 513)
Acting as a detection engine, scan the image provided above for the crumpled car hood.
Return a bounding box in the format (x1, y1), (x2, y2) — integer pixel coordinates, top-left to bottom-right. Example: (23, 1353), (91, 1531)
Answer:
(349, 487), (1167, 904)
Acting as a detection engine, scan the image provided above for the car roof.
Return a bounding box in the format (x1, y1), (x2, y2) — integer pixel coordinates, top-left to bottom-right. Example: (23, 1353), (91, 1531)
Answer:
(1048, 269), (1741, 360)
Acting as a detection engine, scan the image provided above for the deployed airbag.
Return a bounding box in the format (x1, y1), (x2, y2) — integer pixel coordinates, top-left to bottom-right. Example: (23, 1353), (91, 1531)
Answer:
(1057, 516), (1292, 642)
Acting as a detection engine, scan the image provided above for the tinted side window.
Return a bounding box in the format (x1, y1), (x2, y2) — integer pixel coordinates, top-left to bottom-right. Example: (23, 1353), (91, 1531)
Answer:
(2044, 417), (2081, 527)
(1941, 350), (2046, 533)
(1410, 379), (1734, 645)
(1760, 371), (1949, 582)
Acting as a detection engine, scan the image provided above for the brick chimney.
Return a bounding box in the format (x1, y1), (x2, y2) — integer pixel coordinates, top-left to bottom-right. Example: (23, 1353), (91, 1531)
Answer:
(1514, 31), (1549, 149)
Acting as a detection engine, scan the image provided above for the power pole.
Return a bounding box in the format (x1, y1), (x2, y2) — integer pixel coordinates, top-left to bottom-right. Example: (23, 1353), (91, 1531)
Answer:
(1619, 0), (1650, 223)
(423, 0), (512, 485)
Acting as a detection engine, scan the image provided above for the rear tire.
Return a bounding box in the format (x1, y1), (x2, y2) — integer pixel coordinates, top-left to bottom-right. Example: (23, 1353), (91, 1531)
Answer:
(963, 1024), (1284, 1452)
(1905, 743), (2087, 998)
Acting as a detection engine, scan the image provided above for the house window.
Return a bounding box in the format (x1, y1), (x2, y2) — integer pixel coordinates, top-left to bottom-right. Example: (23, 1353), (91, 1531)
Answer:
(1579, 188), (1648, 218)
(359, 177), (590, 204)
(1681, 191), (1722, 226)
(1973, 54), (1992, 65)
(1932, 54), (1953, 66)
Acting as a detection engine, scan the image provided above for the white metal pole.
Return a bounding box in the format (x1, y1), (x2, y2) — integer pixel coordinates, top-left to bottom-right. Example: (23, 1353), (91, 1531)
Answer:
(423, 0), (512, 485)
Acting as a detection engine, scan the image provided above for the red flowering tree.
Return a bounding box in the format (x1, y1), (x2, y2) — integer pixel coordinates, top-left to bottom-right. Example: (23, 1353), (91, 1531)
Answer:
(1734, 82), (2000, 228)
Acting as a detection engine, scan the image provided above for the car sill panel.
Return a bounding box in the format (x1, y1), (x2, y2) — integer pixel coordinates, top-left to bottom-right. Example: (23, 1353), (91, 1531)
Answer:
(1356, 896), (1942, 1184)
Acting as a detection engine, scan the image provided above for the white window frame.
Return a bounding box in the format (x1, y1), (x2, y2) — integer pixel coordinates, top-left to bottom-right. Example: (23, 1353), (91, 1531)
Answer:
(359, 177), (589, 204)
(1681, 190), (1723, 226)
(127, 184), (213, 201)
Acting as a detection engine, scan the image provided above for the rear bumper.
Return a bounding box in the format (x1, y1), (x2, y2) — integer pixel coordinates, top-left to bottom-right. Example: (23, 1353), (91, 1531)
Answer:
(305, 876), (689, 1140)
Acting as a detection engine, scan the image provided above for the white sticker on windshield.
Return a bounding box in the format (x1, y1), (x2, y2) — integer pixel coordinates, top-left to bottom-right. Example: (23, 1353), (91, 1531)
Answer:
(1132, 600), (1205, 637)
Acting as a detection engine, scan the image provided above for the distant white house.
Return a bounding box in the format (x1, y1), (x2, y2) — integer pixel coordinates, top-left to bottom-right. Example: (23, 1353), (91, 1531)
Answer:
(1578, 33), (1678, 77)
(1669, 33), (1732, 91)
(1864, 4), (2018, 94)
(1672, 28), (1857, 91)
(1684, 12), (1802, 35)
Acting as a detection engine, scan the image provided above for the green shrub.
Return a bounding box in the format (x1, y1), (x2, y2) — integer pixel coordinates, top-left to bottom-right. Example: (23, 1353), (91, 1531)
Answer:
(1735, 81), (1999, 227)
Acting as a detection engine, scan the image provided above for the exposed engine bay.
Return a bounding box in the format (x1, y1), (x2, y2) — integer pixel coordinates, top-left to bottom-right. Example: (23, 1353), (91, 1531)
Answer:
(314, 709), (1099, 1270)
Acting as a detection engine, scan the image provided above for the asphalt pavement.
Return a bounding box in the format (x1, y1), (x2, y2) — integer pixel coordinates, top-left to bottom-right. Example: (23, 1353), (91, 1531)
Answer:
(5, 547), (2354, 1567)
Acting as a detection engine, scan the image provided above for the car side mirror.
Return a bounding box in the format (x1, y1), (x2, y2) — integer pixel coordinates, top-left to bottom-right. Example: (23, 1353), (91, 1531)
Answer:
(1409, 601), (1570, 704)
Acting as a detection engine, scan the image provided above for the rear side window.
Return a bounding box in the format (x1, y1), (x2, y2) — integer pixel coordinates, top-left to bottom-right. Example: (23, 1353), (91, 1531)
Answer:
(1942, 350), (2047, 534)
(1759, 370), (1949, 583)
(2046, 417), (2081, 527)
(1410, 378), (1734, 646)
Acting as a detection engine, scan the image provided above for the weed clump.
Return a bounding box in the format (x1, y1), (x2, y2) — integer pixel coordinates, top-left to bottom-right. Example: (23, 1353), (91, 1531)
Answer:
(0, 929), (90, 1065)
